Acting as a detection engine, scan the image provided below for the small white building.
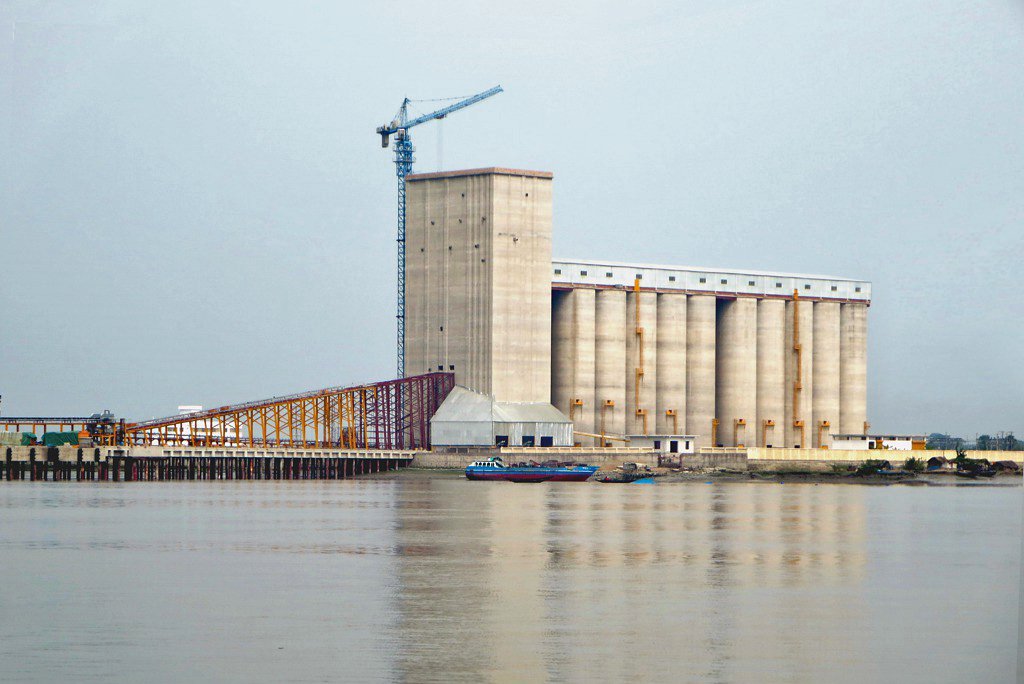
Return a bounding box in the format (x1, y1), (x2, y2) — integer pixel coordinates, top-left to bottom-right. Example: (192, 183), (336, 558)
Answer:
(626, 434), (696, 454)
(832, 434), (927, 451)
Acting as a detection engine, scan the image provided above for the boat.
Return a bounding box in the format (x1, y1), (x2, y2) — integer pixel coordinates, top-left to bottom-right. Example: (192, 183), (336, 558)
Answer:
(594, 462), (656, 484)
(465, 457), (598, 482)
(955, 467), (997, 479)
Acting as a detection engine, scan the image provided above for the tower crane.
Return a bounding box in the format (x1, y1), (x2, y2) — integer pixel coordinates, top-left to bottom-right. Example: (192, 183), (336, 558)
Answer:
(377, 85), (503, 377)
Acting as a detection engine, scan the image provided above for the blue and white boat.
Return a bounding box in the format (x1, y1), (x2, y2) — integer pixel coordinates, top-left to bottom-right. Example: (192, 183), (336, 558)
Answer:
(465, 457), (598, 482)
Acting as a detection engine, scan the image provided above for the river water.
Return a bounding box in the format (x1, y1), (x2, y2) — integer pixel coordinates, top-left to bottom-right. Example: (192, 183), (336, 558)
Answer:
(0, 474), (1019, 683)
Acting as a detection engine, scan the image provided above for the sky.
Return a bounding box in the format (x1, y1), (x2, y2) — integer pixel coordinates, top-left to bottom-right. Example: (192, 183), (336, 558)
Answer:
(1, 1), (1021, 436)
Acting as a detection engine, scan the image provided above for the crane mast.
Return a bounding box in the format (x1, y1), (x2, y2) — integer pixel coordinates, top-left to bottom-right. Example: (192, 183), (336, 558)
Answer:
(377, 85), (502, 377)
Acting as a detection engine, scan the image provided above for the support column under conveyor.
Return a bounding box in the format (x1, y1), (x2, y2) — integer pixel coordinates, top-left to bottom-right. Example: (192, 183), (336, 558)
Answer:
(716, 298), (757, 447)
(839, 302), (868, 436)
(756, 299), (786, 448)
(812, 301), (841, 448)
(686, 295), (717, 449)
(656, 293), (686, 435)
(626, 288), (657, 436)
(551, 289), (596, 444)
(595, 290), (627, 442)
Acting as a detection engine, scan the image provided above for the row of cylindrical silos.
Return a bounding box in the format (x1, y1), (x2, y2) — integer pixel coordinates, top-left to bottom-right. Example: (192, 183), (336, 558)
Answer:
(551, 289), (868, 449)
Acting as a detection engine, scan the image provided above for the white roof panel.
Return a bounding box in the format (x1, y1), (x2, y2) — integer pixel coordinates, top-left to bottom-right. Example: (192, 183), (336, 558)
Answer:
(552, 258), (871, 302)
(431, 386), (571, 425)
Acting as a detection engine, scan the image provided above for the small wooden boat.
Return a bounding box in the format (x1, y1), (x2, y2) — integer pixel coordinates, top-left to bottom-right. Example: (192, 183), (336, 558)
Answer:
(955, 468), (997, 479)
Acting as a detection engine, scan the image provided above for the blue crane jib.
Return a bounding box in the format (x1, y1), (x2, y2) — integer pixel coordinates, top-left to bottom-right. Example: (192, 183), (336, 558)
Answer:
(376, 85), (503, 378)
(376, 85), (503, 148)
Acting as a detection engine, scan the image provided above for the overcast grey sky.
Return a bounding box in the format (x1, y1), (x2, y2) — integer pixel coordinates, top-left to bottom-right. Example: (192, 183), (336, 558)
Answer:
(1, 1), (1021, 436)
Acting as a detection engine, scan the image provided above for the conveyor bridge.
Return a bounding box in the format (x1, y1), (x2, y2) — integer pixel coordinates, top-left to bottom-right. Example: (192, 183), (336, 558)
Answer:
(107, 372), (454, 449)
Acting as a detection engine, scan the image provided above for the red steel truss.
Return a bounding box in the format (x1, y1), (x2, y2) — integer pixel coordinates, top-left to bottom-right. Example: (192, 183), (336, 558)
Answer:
(109, 373), (454, 450)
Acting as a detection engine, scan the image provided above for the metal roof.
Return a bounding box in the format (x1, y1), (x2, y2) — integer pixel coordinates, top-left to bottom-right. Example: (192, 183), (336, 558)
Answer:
(407, 167), (553, 181)
(431, 386), (571, 424)
(554, 257), (862, 282)
(552, 258), (871, 302)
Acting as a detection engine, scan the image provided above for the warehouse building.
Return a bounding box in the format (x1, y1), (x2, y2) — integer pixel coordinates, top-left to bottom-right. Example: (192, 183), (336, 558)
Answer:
(429, 386), (573, 448)
(404, 167), (870, 450)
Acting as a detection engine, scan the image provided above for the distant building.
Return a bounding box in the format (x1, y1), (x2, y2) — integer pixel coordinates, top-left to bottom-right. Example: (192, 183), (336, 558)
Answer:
(626, 434), (696, 454)
(832, 434), (926, 451)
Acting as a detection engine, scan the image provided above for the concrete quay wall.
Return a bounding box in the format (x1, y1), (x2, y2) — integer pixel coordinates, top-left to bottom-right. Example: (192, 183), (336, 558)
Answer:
(679, 452), (748, 470)
(6, 445), (1018, 476)
(412, 447), (658, 469)
(414, 447), (1024, 471)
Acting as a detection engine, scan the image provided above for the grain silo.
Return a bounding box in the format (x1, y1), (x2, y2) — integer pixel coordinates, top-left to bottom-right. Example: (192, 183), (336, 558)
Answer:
(403, 167), (870, 450)
(552, 261), (870, 449)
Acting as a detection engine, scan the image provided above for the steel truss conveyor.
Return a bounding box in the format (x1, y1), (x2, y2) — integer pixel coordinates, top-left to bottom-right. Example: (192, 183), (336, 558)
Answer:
(107, 373), (454, 450)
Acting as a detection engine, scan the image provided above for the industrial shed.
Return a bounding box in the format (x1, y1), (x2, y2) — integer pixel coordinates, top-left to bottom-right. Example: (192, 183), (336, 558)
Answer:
(430, 386), (573, 448)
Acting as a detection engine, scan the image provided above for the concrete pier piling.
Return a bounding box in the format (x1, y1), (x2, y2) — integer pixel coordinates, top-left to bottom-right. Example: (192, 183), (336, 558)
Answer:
(0, 446), (414, 482)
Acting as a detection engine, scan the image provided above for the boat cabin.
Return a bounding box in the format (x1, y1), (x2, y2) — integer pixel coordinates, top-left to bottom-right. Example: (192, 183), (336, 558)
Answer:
(468, 458), (505, 469)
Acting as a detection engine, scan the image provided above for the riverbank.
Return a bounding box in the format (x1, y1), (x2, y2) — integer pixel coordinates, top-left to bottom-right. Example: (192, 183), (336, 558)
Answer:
(402, 467), (1022, 486)
(661, 469), (1022, 486)
(414, 447), (1023, 472)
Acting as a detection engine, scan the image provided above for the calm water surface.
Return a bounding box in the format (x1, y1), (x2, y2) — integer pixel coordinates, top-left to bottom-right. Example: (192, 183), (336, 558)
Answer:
(0, 474), (1020, 683)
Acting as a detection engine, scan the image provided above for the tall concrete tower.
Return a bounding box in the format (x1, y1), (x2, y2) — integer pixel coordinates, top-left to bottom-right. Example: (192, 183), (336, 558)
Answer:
(404, 167), (553, 403)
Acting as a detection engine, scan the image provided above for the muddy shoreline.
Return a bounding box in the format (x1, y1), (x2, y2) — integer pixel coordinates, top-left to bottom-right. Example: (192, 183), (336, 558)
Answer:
(400, 467), (1022, 485)
(657, 470), (1022, 486)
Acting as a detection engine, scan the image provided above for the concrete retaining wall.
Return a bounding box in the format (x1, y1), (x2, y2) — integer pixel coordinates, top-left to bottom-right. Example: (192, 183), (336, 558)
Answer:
(412, 447), (657, 469)
(412, 447), (1024, 471)
(679, 452), (747, 469)
(746, 448), (1023, 464)
(6, 445), (1019, 472)
(748, 460), (847, 473)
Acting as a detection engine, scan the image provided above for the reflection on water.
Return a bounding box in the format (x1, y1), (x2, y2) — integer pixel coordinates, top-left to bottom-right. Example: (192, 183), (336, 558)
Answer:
(0, 477), (1019, 683)
(392, 481), (877, 683)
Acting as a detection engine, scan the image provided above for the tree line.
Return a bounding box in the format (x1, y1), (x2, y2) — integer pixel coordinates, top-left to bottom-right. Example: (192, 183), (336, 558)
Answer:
(927, 432), (1021, 451)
